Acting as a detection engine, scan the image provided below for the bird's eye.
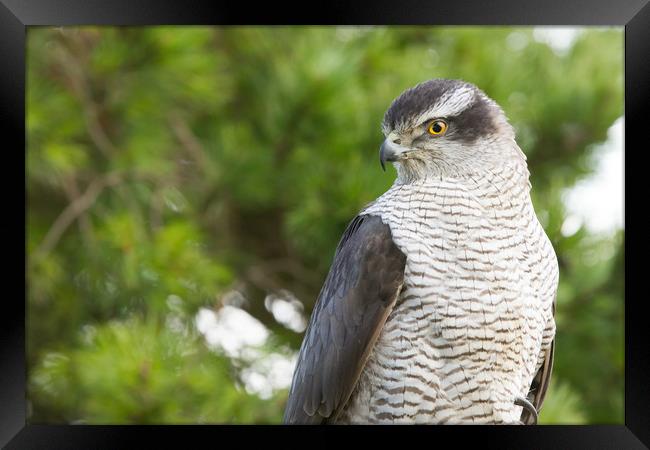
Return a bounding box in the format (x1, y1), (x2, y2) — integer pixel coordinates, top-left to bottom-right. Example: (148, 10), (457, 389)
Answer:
(427, 119), (448, 136)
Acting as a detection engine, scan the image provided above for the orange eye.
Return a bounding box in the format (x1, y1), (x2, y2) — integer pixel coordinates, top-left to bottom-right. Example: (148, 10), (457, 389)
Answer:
(427, 119), (448, 136)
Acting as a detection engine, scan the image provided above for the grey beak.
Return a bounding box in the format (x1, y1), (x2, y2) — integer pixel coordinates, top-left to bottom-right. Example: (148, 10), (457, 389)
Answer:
(379, 139), (407, 171)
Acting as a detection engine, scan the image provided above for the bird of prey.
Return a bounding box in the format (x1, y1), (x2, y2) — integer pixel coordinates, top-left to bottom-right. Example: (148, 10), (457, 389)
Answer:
(283, 79), (558, 425)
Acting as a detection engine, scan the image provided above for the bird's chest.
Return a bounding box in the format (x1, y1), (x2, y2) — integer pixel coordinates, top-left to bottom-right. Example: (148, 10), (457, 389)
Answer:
(352, 181), (549, 423)
(383, 185), (537, 332)
(383, 200), (538, 370)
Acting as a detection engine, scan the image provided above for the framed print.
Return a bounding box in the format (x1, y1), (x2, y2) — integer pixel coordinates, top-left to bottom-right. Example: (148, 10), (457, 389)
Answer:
(2, 0), (648, 447)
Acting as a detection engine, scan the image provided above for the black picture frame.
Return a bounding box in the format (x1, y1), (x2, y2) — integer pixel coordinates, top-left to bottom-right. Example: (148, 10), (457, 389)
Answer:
(3, 0), (647, 448)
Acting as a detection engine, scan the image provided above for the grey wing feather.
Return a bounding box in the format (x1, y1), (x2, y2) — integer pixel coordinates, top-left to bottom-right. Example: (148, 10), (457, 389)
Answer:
(520, 296), (556, 425)
(283, 214), (406, 424)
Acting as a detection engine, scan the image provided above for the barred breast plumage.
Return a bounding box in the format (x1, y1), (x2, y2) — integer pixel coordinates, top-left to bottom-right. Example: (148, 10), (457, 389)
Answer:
(338, 156), (558, 424)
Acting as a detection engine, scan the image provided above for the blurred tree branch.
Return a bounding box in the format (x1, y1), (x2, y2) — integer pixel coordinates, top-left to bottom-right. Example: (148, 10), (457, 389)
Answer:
(168, 112), (209, 170)
(53, 32), (117, 158)
(32, 172), (123, 261)
(60, 174), (95, 247)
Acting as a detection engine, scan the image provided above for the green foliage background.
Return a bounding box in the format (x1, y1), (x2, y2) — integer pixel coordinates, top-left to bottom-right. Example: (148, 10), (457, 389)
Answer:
(27, 26), (624, 424)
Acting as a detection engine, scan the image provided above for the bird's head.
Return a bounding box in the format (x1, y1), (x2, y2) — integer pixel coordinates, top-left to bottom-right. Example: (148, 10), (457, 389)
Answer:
(380, 79), (525, 183)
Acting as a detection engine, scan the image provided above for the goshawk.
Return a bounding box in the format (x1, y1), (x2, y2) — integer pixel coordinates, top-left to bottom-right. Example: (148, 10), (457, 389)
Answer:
(283, 79), (558, 425)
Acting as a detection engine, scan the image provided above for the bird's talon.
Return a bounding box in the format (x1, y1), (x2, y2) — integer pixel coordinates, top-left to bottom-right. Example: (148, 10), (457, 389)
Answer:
(514, 396), (538, 425)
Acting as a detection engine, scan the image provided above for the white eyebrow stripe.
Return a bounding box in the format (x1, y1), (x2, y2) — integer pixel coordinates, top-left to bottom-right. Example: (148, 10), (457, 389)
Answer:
(410, 86), (477, 128)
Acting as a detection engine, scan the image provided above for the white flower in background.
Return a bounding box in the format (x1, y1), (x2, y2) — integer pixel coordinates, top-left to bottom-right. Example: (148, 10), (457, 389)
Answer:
(195, 305), (269, 359)
(264, 290), (307, 333)
(195, 298), (298, 399)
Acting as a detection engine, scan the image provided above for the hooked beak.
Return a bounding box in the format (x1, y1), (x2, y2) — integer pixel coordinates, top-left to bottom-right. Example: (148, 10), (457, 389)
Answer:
(379, 139), (410, 171)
